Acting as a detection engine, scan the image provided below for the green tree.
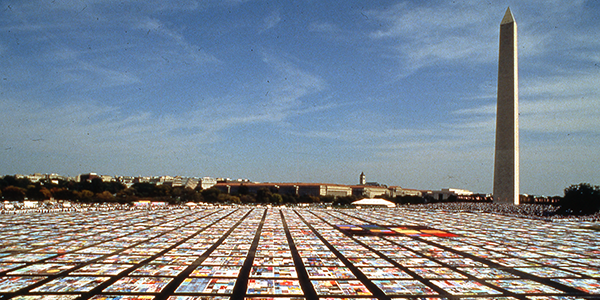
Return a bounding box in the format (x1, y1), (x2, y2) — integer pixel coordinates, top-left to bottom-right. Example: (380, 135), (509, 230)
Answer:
(320, 195), (335, 203)
(180, 187), (201, 202)
(218, 193), (241, 204)
(131, 182), (154, 198)
(116, 188), (138, 203)
(152, 184), (172, 198)
(281, 194), (298, 204)
(238, 184), (249, 195)
(256, 188), (272, 203)
(333, 195), (356, 206)
(0, 177), (8, 190)
(269, 193), (283, 205)
(2, 176), (32, 188)
(105, 181), (126, 194)
(240, 194), (256, 204)
(446, 195), (458, 203)
(557, 183), (600, 215)
(51, 187), (77, 201)
(90, 177), (105, 194)
(298, 195), (320, 203)
(201, 187), (221, 203)
(395, 195), (425, 205)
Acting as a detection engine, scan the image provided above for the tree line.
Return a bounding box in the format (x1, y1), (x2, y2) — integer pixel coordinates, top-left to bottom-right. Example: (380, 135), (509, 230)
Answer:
(0, 175), (455, 206)
(0, 175), (199, 204)
(1, 175), (598, 215)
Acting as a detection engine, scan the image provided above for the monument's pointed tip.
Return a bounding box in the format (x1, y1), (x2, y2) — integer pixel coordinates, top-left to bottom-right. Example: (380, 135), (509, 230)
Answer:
(501, 7), (515, 25)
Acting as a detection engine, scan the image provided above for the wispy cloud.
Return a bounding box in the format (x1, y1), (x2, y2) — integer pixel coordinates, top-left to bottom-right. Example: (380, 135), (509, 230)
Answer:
(291, 128), (421, 143)
(456, 70), (600, 134)
(365, 1), (591, 76)
(521, 97), (600, 133)
(263, 10), (282, 31)
(522, 72), (600, 99)
(1, 3), (221, 96)
(308, 21), (341, 34)
(365, 2), (498, 75)
(135, 17), (220, 66)
(453, 104), (495, 116)
(52, 49), (141, 88)
(0, 52), (329, 159)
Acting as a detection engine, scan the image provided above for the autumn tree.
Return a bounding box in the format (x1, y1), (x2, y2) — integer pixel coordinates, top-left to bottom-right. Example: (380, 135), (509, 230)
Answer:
(51, 187), (77, 201)
(116, 188), (138, 203)
(94, 191), (116, 202)
(2, 186), (26, 200)
(218, 193), (241, 204)
(26, 186), (52, 200)
(76, 190), (94, 202)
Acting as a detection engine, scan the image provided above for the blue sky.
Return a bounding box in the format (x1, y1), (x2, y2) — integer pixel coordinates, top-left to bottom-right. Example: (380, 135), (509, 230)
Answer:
(1, 0), (598, 196)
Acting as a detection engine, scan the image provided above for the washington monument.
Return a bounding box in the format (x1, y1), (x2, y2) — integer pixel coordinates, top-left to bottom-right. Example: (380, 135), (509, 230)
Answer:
(493, 8), (520, 205)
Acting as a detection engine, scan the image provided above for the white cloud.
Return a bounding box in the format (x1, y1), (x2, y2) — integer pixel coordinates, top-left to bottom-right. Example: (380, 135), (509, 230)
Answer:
(257, 53), (327, 118)
(521, 98), (600, 133)
(293, 128), (432, 143)
(135, 18), (220, 66)
(451, 65), (600, 135)
(366, 2), (498, 74)
(0, 52), (329, 161)
(263, 10), (282, 31)
(518, 70), (600, 133)
(522, 72), (600, 99)
(453, 104), (496, 115)
(365, 1), (591, 76)
(0, 98), (218, 161)
(308, 21), (341, 34)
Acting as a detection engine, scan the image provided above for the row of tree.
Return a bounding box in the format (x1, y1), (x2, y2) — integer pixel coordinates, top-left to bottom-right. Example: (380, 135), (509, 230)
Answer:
(1, 176), (599, 215)
(0, 176), (200, 204)
(0, 175), (432, 205)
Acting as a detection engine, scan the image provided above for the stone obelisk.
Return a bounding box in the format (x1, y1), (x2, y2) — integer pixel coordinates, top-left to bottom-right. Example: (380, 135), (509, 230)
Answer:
(493, 8), (519, 205)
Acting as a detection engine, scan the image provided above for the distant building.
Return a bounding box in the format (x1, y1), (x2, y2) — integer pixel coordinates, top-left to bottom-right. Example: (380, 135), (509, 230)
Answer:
(214, 182), (352, 197)
(134, 176), (151, 184)
(156, 175), (175, 185)
(426, 188), (475, 202)
(359, 172), (366, 185)
(389, 186), (422, 198)
(161, 176), (184, 187)
(199, 177), (217, 190)
(352, 185), (390, 198)
(77, 173), (115, 183)
(77, 173), (100, 183)
(22, 173), (66, 184)
(100, 175), (115, 182)
(324, 184), (353, 197)
(183, 178), (199, 190)
(26, 173), (44, 183)
(520, 194), (561, 205)
(117, 176), (136, 188)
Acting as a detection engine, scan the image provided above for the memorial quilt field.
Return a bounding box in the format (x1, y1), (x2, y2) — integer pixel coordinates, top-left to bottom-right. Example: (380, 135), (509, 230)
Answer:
(0, 207), (599, 299)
